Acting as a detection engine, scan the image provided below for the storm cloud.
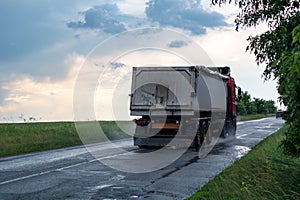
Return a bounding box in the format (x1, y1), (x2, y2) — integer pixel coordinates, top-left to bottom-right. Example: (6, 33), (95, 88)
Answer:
(68, 4), (135, 34)
(67, 1), (227, 36)
(145, 0), (227, 35)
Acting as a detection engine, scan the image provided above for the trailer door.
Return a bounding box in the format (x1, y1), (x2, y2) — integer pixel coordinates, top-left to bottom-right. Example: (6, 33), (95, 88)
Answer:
(130, 67), (195, 116)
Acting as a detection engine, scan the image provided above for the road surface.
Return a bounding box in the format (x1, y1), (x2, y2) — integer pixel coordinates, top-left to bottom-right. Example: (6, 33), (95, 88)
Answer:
(0, 117), (284, 200)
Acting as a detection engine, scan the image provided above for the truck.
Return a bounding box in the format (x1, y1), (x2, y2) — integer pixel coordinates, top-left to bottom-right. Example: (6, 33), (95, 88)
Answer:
(129, 66), (240, 151)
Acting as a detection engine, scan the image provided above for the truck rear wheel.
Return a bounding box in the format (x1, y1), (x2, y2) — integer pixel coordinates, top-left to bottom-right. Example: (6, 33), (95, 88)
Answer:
(195, 121), (206, 151)
(221, 117), (236, 138)
(220, 124), (228, 138)
(228, 117), (237, 137)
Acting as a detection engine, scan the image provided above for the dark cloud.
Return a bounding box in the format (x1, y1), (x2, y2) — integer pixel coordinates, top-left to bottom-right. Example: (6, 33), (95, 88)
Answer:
(68, 4), (133, 34)
(168, 40), (189, 48)
(145, 0), (227, 35)
(67, 1), (226, 36)
(0, 0), (227, 83)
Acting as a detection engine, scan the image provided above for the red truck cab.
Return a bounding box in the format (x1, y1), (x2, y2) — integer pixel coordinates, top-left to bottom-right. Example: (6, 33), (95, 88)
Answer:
(218, 66), (241, 137)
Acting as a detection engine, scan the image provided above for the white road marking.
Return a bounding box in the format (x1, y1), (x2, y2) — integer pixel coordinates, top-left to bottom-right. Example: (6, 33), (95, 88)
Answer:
(0, 159), (95, 186)
(0, 151), (133, 186)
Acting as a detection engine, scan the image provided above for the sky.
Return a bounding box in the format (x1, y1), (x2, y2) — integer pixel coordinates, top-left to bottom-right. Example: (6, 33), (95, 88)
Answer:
(0, 0), (280, 122)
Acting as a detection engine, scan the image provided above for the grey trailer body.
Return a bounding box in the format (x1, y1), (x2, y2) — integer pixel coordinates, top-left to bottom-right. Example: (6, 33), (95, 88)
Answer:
(129, 66), (236, 149)
(130, 66), (228, 116)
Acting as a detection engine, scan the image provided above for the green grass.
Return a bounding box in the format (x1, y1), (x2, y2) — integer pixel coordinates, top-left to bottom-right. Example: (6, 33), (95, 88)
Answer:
(189, 126), (300, 200)
(0, 114), (275, 157)
(0, 121), (132, 157)
(237, 113), (275, 122)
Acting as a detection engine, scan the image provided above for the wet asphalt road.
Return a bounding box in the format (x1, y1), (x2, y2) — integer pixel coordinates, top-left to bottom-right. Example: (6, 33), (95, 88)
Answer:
(0, 117), (284, 200)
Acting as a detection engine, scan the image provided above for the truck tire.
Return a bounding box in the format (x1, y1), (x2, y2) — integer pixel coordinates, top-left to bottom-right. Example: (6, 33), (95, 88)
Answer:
(228, 117), (236, 137)
(195, 121), (206, 151)
(221, 117), (236, 138)
(220, 123), (228, 138)
(194, 131), (201, 152)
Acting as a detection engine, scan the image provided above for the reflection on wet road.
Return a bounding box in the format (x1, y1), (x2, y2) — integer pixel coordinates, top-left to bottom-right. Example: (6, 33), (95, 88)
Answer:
(0, 118), (284, 200)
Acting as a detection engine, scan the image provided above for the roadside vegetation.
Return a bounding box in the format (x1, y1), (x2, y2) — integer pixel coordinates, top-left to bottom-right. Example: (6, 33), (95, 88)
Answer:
(236, 90), (277, 116)
(211, 0), (300, 156)
(189, 126), (300, 200)
(237, 113), (275, 122)
(236, 89), (277, 122)
(0, 121), (131, 157)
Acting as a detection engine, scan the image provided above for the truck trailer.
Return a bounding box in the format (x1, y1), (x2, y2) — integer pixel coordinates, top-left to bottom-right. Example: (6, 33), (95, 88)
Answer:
(129, 66), (240, 151)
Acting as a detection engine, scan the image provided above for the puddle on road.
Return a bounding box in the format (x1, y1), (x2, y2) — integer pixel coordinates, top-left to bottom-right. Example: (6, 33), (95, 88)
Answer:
(210, 144), (251, 159)
(233, 145), (251, 159)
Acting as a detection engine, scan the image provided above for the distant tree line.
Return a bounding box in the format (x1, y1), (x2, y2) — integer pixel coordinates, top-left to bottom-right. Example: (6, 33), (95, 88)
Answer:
(237, 90), (277, 116)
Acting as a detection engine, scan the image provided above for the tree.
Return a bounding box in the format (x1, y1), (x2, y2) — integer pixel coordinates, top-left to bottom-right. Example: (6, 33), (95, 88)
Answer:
(237, 101), (247, 115)
(237, 90), (253, 115)
(212, 0), (300, 156)
(249, 101), (257, 114)
(265, 100), (277, 114)
(253, 98), (266, 114)
(237, 90), (276, 115)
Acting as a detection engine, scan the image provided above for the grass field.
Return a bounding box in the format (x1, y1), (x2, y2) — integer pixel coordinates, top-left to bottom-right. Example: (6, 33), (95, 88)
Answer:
(189, 126), (300, 200)
(237, 113), (275, 122)
(0, 121), (132, 157)
(0, 114), (275, 157)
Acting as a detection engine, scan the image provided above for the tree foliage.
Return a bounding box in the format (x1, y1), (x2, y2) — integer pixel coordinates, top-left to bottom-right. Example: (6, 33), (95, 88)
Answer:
(212, 0), (300, 156)
(237, 90), (276, 115)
